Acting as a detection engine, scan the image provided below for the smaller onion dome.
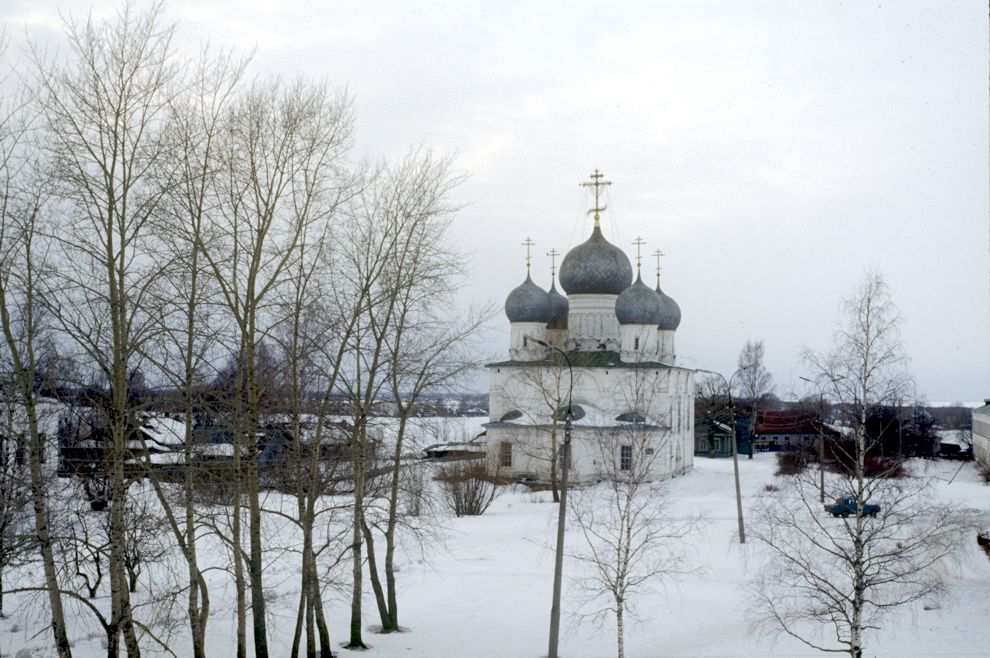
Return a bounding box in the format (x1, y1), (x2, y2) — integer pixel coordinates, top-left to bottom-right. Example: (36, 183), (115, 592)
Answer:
(546, 282), (569, 329)
(655, 283), (682, 330)
(615, 275), (664, 325)
(505, 274), (552, 323)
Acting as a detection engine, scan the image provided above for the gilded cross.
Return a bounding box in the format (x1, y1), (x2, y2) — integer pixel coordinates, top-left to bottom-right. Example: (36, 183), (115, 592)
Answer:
(522, 237), (535, 274)
(580, 168), (612, 227)
(653, 248), (665, 286)
(547, 248), (560, 280)
(632, 236), (646, 273)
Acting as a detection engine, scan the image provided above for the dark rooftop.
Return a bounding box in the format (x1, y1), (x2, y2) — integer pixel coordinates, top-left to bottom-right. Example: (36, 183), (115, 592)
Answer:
(486, 350), (676, 370)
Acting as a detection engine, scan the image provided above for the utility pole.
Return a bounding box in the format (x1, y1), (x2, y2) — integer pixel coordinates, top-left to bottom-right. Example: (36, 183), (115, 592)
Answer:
(533, 338), (573, 658)
(697, 366), (750, 544)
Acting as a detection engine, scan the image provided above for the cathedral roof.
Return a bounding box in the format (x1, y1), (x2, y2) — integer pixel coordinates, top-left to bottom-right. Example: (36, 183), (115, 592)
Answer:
(615, 274), (665, 325)
(487, 350), (676, 369)
(558, 225), (633, 295)
(504, 274), (551, 323)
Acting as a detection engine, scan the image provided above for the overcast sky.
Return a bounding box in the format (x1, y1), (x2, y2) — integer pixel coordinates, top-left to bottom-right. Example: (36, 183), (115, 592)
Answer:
(3, 1), (988, 403)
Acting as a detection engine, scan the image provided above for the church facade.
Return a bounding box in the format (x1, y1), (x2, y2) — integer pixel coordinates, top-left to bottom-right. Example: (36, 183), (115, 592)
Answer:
(485, 171), (695, 483)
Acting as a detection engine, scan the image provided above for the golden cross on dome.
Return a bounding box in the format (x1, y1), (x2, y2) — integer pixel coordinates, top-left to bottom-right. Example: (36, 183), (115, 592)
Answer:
(522, 237), (535, 274)
(632, 236), (646, 273)
(653, 248), (665, 286)
(580, 168), (611, 228)
(547, 248), (560, 280)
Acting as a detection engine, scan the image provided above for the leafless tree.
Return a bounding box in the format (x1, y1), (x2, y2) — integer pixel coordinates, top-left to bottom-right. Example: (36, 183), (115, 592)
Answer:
(0, 30), (73, 655)
(195, 70), (352, 658)
(266, 146), (355, 658)
(567, 380), (700, 658)
(119, 494), (171, 595)
(32, 4), (182, 654)
(333, 157), (432, 649)
(734, 339), (774, 458)
(694, 373), (729, 456)
(750, 271), (968, 658)
(355, 151), (483, 633)
(497, 363), (580, 501)
(133, 44), (249, 658)
(0, 409), (33, 618)
(735, 339), (774, 403)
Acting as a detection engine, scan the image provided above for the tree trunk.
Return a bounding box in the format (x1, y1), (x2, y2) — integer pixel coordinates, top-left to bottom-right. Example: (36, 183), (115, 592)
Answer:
(616, 602), (625, 658)
(184, 258), (209, 658)
(310, 556), (333, 657)
(111, 421), (140, 657)
(107, 627), (119, 658)
(244, 331), (270, 658)
(362, 520), (391, 628)
(347, 424), (367, 649)
(305, 415), (334, 657)
(233, 453), (247, 658)
(290, 580), (305, 658)
(26, 466), (65, 644)
(247, 462), (268, 658)
(26, 415), (72, 656)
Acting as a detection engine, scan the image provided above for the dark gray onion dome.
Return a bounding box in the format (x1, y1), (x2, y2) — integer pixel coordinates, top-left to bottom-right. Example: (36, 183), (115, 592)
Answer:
(655, 283), (682, 330)
(559, 225), (633, 295)
(505, 274), (552, 323)
(615, 275), (664, 325)
(546, 282), (569, 329)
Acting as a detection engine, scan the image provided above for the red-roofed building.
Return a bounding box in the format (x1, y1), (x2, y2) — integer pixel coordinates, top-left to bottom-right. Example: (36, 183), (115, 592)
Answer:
(753, 410), (839, 452)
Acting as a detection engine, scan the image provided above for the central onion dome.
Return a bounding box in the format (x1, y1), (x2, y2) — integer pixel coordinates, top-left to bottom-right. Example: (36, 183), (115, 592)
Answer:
(655, 282), (682, 330)
(505, 274), (551, 323)
(546, 282), (569, 329)
(559, 225), (633, 295)
(615, 275), (664, 325)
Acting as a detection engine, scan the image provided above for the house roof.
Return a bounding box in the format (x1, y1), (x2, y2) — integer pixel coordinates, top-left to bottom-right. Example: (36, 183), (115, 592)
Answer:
(487, 350), (677, 370)
(755, 410), (827, 435)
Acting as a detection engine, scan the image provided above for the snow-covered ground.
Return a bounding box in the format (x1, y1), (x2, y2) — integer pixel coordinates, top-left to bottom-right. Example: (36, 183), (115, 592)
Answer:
(2, 453), (989, 657)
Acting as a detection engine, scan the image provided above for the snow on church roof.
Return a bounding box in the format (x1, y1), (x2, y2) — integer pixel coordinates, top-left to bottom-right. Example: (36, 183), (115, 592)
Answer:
(486, 350), (678, 370)
(486, 401), (668, 430)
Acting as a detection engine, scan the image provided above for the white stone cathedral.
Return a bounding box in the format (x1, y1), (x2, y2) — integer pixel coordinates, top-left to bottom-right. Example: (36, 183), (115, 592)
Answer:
(485, 171), (695, 482)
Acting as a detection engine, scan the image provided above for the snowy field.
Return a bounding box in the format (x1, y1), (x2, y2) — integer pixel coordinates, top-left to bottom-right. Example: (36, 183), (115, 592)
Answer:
(2, 453), (989, 657)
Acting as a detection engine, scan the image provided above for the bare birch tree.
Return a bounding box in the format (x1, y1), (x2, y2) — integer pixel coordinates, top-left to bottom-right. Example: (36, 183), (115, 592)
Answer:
(357, 151), (483, 633)
(268, 154), (356, 658)
(567, 377), (700, 658)
(494, 362), (581, 501)
(750, 271), (968, 658)
(0, 33), (74, 654)
(30, 4), (184, 654)
(132, 45), (249, 658)
(734, 338), (774, 458)
(200, 75), (352, 658)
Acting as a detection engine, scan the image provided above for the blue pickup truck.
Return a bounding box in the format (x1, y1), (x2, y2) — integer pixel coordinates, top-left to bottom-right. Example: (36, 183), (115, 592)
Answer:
(826, 496), (880, 518)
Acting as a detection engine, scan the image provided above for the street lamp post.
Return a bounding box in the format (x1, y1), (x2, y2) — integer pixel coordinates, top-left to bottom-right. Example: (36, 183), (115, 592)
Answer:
(799, 376), (828, 503)
(799, 375), (844, 503)
(532, 338), (573, 658)
(697, 366), (750, 544)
